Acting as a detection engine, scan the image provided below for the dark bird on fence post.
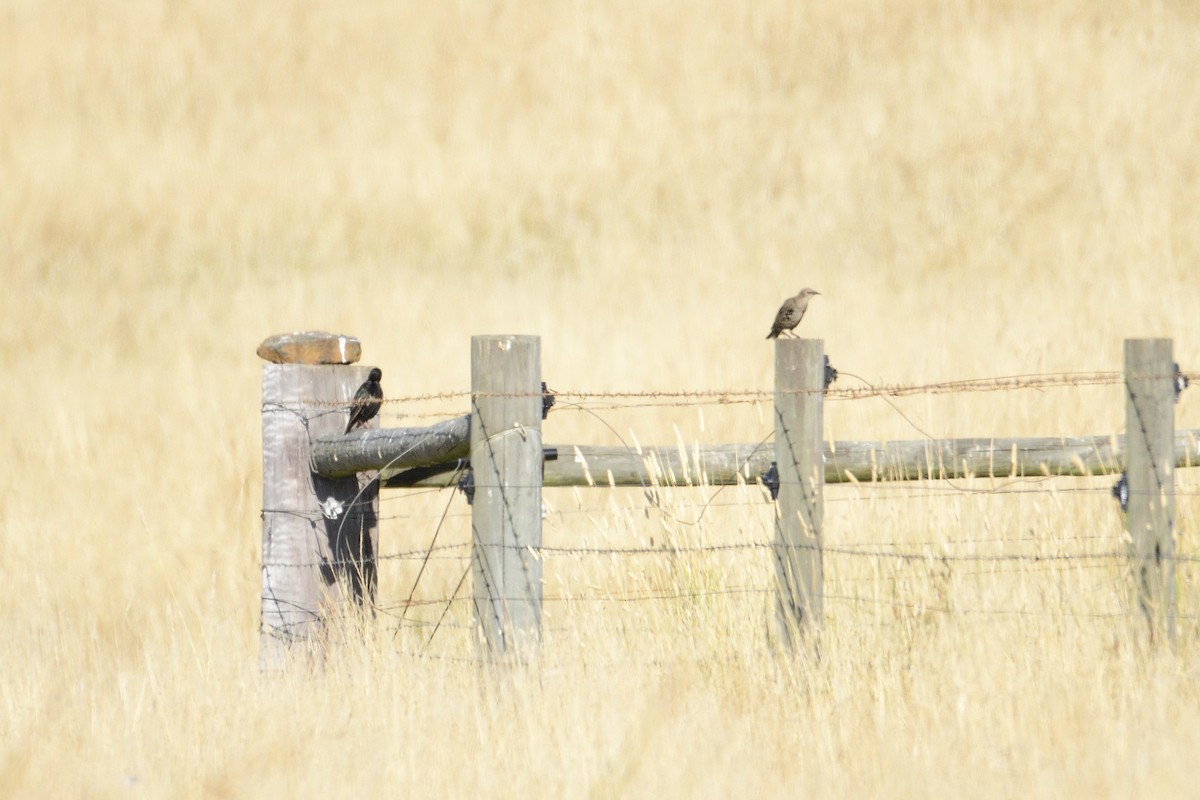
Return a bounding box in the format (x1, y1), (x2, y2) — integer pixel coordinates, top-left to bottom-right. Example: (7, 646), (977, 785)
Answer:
(345, 367), (383, 433)
(766, 288), (821, 339)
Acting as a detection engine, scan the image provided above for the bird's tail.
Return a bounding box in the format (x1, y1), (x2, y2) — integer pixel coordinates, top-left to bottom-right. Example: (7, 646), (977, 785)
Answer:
(766, 330), (779, 340)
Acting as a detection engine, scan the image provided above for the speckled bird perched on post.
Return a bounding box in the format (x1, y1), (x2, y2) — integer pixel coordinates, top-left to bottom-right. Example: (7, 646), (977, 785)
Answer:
(345, 367), (383, 433)
(766, 288), (820, 339)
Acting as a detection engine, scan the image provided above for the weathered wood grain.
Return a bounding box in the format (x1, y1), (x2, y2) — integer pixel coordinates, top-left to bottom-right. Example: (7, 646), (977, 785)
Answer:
(311, 414), (471, 478)
(1124, 339), (1176, 645)
(470, 335), (543, 655)
(256, 331), (361, 365)
(773, 338), (824, 645)
(260, 362), (378, 670)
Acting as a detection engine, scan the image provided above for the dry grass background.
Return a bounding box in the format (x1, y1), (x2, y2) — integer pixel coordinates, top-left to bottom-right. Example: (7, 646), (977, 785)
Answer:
(3, 0), (1200, 796)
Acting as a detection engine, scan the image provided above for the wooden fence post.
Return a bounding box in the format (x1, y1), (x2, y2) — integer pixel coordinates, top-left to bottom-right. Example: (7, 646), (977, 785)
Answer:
(470, 335), (543, 655)
(259, 332), (380, 670)
(1124, 338), (1176, 645)
(773, 338), (825, 648)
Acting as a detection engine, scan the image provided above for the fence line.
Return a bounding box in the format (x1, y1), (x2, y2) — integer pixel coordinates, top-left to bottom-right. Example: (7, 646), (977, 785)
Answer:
(291, 367), (1197, 409)
(282, 368), (1194, 424)
(263, 541), (1200, 571)
(270, 479), (1198, 521)
(258, 332), (1193, 667)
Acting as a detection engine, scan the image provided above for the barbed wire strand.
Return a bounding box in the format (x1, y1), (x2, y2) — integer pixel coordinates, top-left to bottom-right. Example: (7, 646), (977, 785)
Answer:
(289, 367), (1200, 411)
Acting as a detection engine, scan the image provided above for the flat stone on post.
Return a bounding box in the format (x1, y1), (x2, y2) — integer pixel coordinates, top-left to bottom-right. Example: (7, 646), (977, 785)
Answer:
(257, 331), (362, 365)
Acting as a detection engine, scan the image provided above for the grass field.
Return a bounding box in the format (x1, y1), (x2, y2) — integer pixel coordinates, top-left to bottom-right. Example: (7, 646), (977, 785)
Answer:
(4, 0), (1200, 796)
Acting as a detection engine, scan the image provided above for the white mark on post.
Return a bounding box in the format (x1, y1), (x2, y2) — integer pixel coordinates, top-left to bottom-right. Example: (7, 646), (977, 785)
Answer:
(499, 339), (512, 352)
(320, 497), (345, 520)
(338, 336), (347, 363)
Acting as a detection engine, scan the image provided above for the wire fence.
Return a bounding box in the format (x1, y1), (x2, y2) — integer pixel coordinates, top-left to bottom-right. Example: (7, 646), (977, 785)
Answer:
(294, 369), (1199, 418)
(263, 362), (1199, 656)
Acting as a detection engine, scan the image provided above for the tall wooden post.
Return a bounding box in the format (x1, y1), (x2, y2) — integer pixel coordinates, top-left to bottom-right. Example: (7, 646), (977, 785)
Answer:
(1124, 338), (1176, 645)
(773, 338), (825, 648)
(258, 332), (380, 670)
(470, 335), (543, 655)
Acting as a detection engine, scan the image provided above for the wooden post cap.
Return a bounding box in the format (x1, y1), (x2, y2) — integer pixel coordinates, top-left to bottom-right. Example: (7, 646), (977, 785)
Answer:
(256, 332), (362, 365)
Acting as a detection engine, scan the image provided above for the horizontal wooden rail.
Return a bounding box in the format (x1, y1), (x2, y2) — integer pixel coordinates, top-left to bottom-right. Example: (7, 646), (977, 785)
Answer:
(376, 430), (1200, 488)
(310, 414), (470, 478)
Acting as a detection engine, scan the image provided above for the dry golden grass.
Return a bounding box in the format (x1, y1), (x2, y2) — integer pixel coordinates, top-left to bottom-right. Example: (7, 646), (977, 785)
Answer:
(4, 0), (1200, 796)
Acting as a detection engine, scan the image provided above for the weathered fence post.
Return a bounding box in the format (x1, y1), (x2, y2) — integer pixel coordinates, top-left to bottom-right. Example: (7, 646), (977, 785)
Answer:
(470, 335), (543, 655)
(773, 338), (825, 648)
(1124, 338), (1176, 645)
(258, 332), (380, 670)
